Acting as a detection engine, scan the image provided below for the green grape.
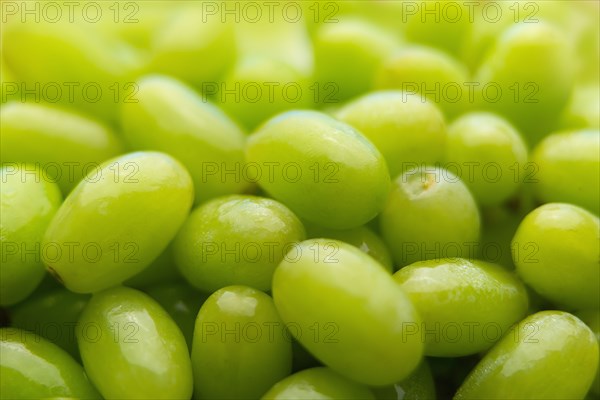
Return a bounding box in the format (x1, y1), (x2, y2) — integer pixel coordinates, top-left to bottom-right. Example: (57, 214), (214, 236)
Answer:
(217, 57), (312, 130)
(445, 112), (528, 206)
(475, 21), (576, 143)
(455, 311), (599, 399)
(512, 203), (600, 310)
(1, 102), (124, 193)
(313, 18), (400, 101)
(1, 328), (100, 399)
(246, 110), (390, 229)
(577, 310), (600, 397)
(174, 195), (305, 292)
(336, 90), (446, 178)
(380, 166), (481, 267)
(1, 165), (62, 306)
(2, 19), (142, 122)
(262, 367), (375, 400)
(272, 239), (423, 386)
(191, 285), (292, 399)
(403, 0), (473, 56)
(42, 152), (194, 293)
(145, 282), (208, 350)
(371, 360), (436, 400)
(149, 5), (236, 86)
(9, 289), (89, 359)
(375, 46), (469, 118)
(393, 258), (528, 357)
(76, 286), (192, 399)
(304, 223), (393, 272)
(121, 75), (249, 204)
(124, 245), (180, 289)
(560, 84), (600, 130)
(531, 130), (599, 213)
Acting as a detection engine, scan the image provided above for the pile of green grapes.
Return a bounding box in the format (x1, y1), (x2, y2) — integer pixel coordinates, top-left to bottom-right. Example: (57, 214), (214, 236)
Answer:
(1, 1), (599, 399)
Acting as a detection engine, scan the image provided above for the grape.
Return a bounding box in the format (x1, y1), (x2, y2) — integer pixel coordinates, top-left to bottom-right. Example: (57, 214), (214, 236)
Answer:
(336, 90), (447, 178)
(121, 75), (249, 204)
(1, 328), (100, 399)
(380, 166), (481, 267)
(0, 56), (17, 103)
(9, 289), (89, 359)
(246, 110), (390, 229)
(76, 286), (192, 399)
(2, 19), (142, 122)
(262, 367), (375, 400)
(475, 21), (576, 143)
(191, 285), (292, 399)
(531, 129), (599, 214)
(1, 165), (62, 306)
(42, 151), (194, 293)
(304, 223), (393, 272)
(1, 102), (123, 193)
(455, 311), (599, 399)
(512, 203), (600, 310)
(370, 360), (436, 400)
(313, 19), (400, 101)
(149, 5), (236, 86)
(174, 195), (305, 292)
(144, 282), (208, 350)
(394, 258), (528, 357)
(445, 112), (528, 206)
(375, 46), (470, 118)
(272, 239), (423, 386)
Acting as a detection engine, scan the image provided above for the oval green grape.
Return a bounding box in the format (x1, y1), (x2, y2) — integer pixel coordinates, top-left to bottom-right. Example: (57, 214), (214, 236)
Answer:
(512, 203), (600, 310)
(174, 195), (305, 292)
(380, 166), (481, 267)
(1, 165), (62, 306)
(455, 311), (599, 399)
(191, 285), (292, 399)
(42, 151), (194, 293)
(1, 328), (100, 399)
(272, 239), (423, 386)
(246, 110), (390, 229)
(76, 286), (192, 399)
(394, 258), (529, 356)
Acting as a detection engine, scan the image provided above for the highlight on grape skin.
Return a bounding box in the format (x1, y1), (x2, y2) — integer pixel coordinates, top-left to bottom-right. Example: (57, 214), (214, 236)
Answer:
(0, 1), (598, 399)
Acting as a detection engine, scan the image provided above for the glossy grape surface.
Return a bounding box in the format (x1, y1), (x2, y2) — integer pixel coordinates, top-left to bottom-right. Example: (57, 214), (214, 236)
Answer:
(455, 311), (599, 399)
(272, 239), (423, 386)
(246, 110), (390, 229)
(42, 151), (194, 293)
(192, 285), (292, 399)
(380, 166), (481, 267)
(512, 203), (600, 310)
(174, 195), (305, 292)
(394, 258), (529, 356)
(76, 286), (193, 399)
(1, 328), (100, 399)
